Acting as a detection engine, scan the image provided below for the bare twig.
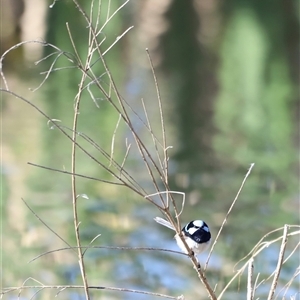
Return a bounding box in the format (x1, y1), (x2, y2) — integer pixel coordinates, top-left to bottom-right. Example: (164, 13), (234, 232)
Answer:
(68, 5), (96, 298)
(205, 163), (255, 270)
(71, 4), (169, 207)
(1, 89), (153, 201)
(145, 49), (168, 181)
(120, 140), (131, 177)
(218, 226), (299, 299)
(75, 129), (147, 194)
(189, 254), (217, 300)
(281, 266), (300, 298)
(99, 0), (130, 34)
(1, 284), (179, 299)
(29, 245), (186, 263)
(21, 198), (76, 253)
(66, 22), (83, 68)
(141, 98), (164, 172)
(145, 191), (185, 214)
(235, 226), (300, 271)
(253, 273), (260, 298)
(247, 258), (254, 300)
(102, 26), (134, 56)
(267, 224), (289, 300)
(0, 40), (69, 91)
(145, 49), (181, 227)
(82, 234), (102, 256)
(27, 162), (124, 185)
(109, 114), (122, 167)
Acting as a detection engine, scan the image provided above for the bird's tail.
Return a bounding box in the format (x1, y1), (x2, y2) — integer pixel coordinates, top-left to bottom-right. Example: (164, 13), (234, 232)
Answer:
(154, 217), (175, 231)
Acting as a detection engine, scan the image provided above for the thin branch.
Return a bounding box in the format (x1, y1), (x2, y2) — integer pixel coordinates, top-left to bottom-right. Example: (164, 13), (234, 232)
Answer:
(120, 140), (131, 177)
(253, 273), (261, 298)
(99, 0), (130, 34)
(27, 162), (124, 185)
(49, 0), (58, 8)
(145, 49), (180, 227)
(109, 114), (122, 167)
(247, 258), (254, 300)
(21, 198), (76, 253)
(73, 9), (168, 206)
(218, 226), (299, 299)
(82, 62), (168, 207)
(0, 40), (48, 90)
(234, 226), (300, 271)
(254, 241), (300, 286)
(102, 26), (134, 56)
(205, 163), (255, 270)
(39, 65), (78, 74)
(124, 96), (164, 149)
(83, 234), (102, 256)
(69, 6), (95, 298)
(281, 266), (300, 298)
(146, 49), (168, 181)
(66, 22), (83, 68)
(1, 285), (179, 299)
(86, 82), (100, 108)
(189, 254), (217, 300)
(29, 246), (186, 263)
(31, 49), (77, 92)
(76, 59), (167, 204)
(106, 0), (111, 21)
(141, 98), (164, 172)
(78, 132), (147, 195)
(267, 224), (289, 300)
(44, 118), (147, 195)
(0, 89), (148, 199)
(145, 191), (186, 214)
(92, 0), (101, 34)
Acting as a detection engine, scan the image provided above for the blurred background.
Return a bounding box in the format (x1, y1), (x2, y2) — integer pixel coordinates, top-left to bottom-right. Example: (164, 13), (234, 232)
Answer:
(1, 0), (299, 299)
